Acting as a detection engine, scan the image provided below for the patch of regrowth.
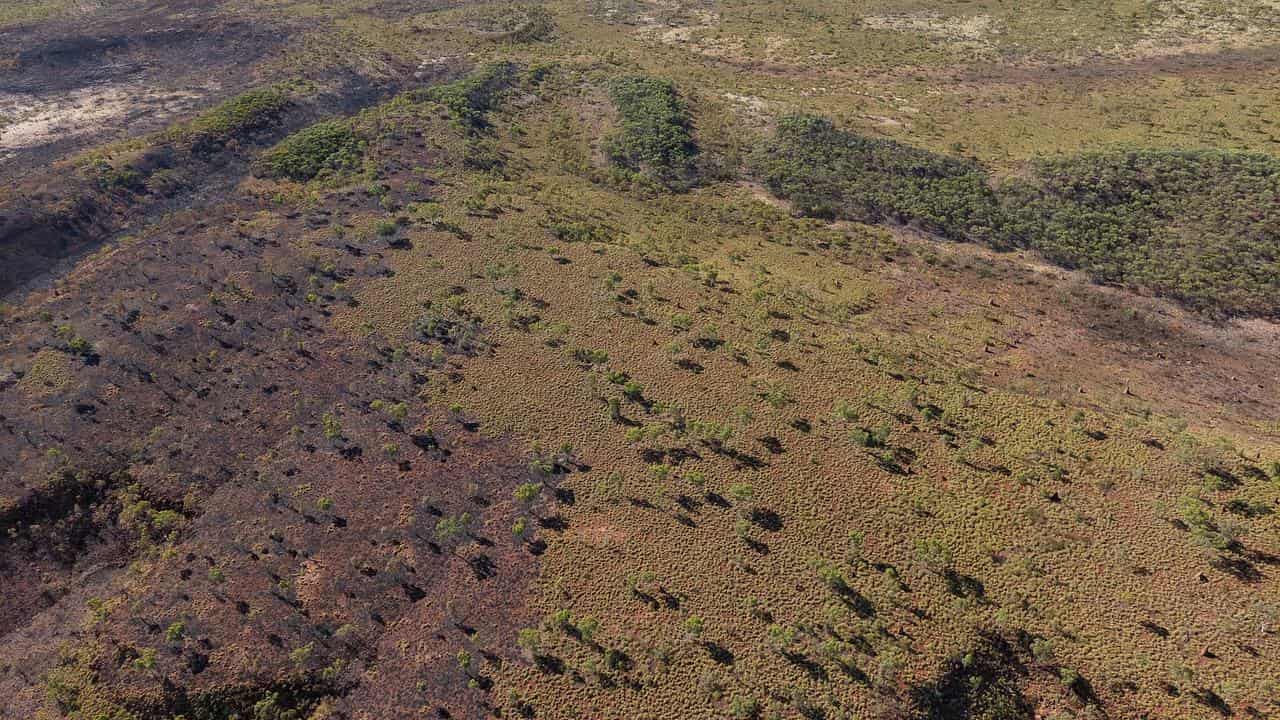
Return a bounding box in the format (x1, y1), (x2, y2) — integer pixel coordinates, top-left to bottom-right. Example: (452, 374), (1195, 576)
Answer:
(423, 61), (522, 133)
(255, 120), (364, 182)
(171, 86), (294, 153)
(462, 3), (556, 42)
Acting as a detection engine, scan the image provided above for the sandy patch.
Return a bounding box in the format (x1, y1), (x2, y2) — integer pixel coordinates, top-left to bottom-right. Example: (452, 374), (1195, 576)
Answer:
(0, 82), (204, 157)
(723, 92), (768, 115)
(861, 11), (999, 46)
(1120, 1), (1280, 60)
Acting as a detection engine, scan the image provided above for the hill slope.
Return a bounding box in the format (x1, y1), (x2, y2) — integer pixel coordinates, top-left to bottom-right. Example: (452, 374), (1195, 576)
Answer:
(1, 2), (1279, 719)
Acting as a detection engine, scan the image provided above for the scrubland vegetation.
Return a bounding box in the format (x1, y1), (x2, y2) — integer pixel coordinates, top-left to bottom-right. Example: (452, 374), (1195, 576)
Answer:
(752, 114), (1002, 243)
(1003, 150), (1280, 316)
(255, 120), (363, 181)
(1, 2), (1279, 720)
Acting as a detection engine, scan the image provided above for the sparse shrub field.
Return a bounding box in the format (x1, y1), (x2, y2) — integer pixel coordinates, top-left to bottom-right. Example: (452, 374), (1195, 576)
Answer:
(1, 4), (1279, 720)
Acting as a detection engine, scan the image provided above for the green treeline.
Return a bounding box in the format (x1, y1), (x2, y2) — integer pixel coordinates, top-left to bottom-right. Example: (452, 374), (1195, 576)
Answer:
(752, 114), (1280, 317)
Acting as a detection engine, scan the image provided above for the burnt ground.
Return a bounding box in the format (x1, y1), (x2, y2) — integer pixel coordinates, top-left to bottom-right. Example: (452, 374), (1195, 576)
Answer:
(873, 234), (1280, 441)
(0, 125), (562, 717)
(0, 0), (453, 177)
(0, 40), (445, 301)
(0, 0), (294, 175)
(0, 0), (477, 301)
(0, 8), (505, 711)
(0, 64), (410, 298)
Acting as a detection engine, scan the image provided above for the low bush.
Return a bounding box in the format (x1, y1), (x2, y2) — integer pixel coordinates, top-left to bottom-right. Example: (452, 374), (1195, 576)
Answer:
(255, 120), (363, 182)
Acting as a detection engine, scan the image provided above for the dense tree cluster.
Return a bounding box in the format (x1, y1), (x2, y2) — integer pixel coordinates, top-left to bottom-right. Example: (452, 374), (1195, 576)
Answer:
(754, 115), (1280, 317)
(1002, 149), (1280, 316)
(752, 115), (1003, 244)
(423, 61), (522, 133)
(604, 75), (700, 191)
(255, 120), (364, 182)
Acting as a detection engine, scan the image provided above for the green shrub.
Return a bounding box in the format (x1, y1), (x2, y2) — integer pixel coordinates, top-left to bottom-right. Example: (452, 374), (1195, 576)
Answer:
(174, 87), (292, 152)
(604, 75), (699, 191)
(256, 120), (363, 181)
(622, 380), (644, 401)
(514, 482), (543, 505)
(424, 62), (521, 133)
(914, 537), (953, 573)
(435, 512), (473, 542)
(730, 696), (759, 720)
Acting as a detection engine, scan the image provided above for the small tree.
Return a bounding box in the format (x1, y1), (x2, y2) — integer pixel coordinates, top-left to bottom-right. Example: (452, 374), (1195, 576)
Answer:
(435, 512), (474, 551)
(516, 627), (541, 662)
(730, 696), (759, 720)
(321, 412), (343, 443)
(1168, 660), (1195, 692)
(914, 537), (953, 574)
(846, 530), (866, 566)
(811, 558), (849, 592)
(547, 608), (573, 632)
(457, 650), (475, 676)
(1030, 638), (1055, 665)
(728, 483), (753, 515)
(512, 516), (529, 540)
(577, 616), (600, 644)
(875, 651), (905, 689)
(683, 615), (705, 643)
(766, 624), (797, 655)
(514, 482), (543, 507)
